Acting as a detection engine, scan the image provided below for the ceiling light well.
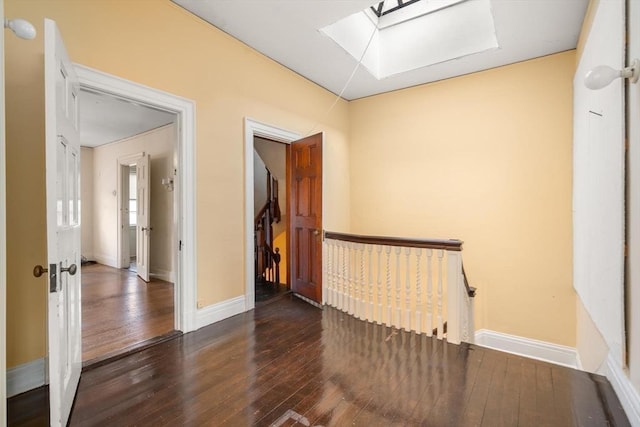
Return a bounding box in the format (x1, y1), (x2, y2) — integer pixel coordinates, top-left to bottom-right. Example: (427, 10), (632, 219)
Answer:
(320, 0), (499, 80)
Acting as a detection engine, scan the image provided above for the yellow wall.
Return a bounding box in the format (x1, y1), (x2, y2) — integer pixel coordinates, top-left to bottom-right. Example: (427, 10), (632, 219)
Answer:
(348, 52), (576, 346)
(5, 0), (350, 367)
(273, 231), (287, 284)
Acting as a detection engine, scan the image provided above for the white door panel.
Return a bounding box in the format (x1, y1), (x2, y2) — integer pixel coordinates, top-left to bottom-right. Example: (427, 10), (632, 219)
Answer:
(136, 154), (150, 282)
(44, 18), (82, 427)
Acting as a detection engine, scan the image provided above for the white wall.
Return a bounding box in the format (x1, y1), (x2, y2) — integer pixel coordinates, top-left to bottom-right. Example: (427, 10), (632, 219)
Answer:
(92, 124), (175, 280)
(253, 148), (267, 218)
(254, 137), (287, 235)
(573, 0), (625, 367)
(627, 0), (640, 398)
(80, 147), (94, 260)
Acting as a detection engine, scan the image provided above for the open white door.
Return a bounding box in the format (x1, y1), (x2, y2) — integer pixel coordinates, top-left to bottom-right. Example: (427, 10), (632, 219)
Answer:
(136, 154), (151, 282)
(44, 19), (82, 426)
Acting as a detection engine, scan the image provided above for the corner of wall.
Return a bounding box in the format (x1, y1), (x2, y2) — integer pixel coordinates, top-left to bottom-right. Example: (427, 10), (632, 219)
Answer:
(576, 295), (609, 373)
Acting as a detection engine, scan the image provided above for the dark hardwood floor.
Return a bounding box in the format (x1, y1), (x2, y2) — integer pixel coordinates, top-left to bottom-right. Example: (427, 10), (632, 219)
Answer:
(9, 295), (630, 426)
(255, 277), (289, 305)
(81, 263), (174, 363)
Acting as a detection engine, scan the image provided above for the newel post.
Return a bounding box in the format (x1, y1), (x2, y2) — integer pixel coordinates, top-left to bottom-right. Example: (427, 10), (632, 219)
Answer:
(446, 251), (463, 345)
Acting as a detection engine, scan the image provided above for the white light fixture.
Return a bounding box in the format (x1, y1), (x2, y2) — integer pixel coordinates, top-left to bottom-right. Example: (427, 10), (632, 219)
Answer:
(585, 59), (640, 90)
(4, 18), (36, 40)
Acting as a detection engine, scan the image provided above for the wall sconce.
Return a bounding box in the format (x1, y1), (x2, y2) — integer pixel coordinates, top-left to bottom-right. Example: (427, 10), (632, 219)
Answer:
(162, 177), (174, 192)
(4, 18), (36, 40)
(585, 59), (640, 90)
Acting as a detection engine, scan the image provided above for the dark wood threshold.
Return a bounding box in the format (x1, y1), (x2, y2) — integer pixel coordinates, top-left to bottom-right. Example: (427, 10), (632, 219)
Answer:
(82, 330), (182, 371)
(256, 289), (293, 307)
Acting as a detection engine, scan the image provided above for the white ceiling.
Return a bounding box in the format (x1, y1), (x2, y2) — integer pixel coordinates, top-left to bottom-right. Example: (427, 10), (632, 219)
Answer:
(79, 90), (175, 148)
(173, 0), (589, 100)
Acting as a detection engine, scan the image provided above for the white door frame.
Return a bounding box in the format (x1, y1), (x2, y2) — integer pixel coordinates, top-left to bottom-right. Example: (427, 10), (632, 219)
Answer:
(76, 64), (198, 333)
(244, 118), (300, 310)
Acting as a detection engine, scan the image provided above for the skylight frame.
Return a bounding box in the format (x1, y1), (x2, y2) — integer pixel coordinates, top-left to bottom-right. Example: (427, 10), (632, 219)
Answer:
(370, 0), (423, 18)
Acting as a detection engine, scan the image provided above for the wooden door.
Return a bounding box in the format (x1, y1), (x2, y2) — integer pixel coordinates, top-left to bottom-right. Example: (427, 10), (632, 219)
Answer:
(288, 133), (323, 303)
(136, 154), (151, 282)
(44, 18), (82, 427)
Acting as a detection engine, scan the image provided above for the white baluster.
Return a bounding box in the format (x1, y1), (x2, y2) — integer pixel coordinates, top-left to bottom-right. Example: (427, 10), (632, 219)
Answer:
(426, 249), (433, 337)
(437, 249), (444, 340)
(348, 242), (355, 316)
(376, 245), (383, 324)
(446, 250), (463, 345)
(367, 245), (374, 322)
(326, 240), (332, 307)
(404, 247), (411, 331)
(395, 246), (402, 328)
(349, 243), (360, 317)
(415, 248), (422, 334)
(385, 246), (392, 326)
(359, 243), (365, 320)
(338, 242), (347, 311)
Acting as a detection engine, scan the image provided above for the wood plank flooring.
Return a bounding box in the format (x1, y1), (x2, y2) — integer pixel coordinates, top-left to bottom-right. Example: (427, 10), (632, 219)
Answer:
(81, 263), (174, 363)
(9, 295), (630, 426)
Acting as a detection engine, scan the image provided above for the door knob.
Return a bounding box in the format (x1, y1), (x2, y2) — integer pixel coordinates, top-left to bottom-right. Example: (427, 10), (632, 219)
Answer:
(33, 265), (48, 278)
(61, 263), (77, 276)
(142, 227), (153, 232)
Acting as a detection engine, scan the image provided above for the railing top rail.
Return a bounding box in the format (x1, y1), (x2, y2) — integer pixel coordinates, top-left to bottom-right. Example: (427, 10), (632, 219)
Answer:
(324, 231), (463, 251)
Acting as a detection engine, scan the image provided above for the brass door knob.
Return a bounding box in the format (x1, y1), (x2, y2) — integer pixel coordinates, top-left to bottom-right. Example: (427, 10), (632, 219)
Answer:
(33, 265), (48, 278)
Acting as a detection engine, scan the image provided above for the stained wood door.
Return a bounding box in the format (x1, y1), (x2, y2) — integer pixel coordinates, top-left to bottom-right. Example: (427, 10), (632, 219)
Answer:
(288, 133), (323, 303)
(44, 18), (82, 427)
(136, 154), (151, 282)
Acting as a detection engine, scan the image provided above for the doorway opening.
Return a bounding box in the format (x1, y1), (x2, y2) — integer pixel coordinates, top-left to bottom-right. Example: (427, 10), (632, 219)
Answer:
(244, 119), (325, 309)
(253, 136), (289, 304)
(244, 119), (300, 310)
(79, 88), (179, 364)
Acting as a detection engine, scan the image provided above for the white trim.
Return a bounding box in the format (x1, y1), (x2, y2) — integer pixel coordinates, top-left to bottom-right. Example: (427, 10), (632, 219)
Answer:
(604, 353), (640, 426)
(75, 64), (198, 333)
(244, 118), (300, 311)
(7, 358), (46, 398)
(474, 329), (581, 369)
(196, 296), (246, 329)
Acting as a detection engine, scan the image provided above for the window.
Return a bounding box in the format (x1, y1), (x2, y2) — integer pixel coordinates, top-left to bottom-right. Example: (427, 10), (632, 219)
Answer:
(129, 167), (137, 225)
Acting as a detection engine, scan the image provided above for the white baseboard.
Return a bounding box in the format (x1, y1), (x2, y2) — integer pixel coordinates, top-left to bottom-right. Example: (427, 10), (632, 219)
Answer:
(604, 353), (640, 426)
(196, 295), (246, 330)
(94, 253), (117, 268)
(150, 268), (173, 283)
(7, 357), (45, 397)
(474, 329), (581, 369)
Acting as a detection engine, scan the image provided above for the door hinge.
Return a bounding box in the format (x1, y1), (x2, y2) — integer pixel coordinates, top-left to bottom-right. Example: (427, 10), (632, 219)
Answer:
(179, 240), (183, 251)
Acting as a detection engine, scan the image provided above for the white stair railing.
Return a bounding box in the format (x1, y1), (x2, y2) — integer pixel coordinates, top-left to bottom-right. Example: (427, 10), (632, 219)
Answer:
(323, 232), (476, 345)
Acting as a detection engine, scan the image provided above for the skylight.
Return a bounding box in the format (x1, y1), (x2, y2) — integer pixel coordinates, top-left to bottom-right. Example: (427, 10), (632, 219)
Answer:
(370, 0), (422, 18)
(320, 0), (499, 80)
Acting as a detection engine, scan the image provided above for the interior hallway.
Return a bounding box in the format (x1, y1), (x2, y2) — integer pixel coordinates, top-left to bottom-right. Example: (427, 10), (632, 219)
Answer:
(81, 263), (174, 364)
